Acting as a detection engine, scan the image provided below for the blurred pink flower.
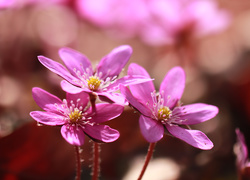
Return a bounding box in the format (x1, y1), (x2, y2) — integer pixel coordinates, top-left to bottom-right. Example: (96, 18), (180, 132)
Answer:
(76, 0), (230, 46)
(235, 129), (250, 173)
(0, 0), (15, 8)
(38, 45), (152, 104)
(30, 87), (123, 146)
(120, 64), (218, 150)
(0, 0), (68, 8)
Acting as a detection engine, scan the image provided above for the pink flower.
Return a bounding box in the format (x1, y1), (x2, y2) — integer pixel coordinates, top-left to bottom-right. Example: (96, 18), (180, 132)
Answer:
(76, 0), (230, 46)
(120, 64), (218, 150)
(30, 87), (123, 146)
(0, 0), (68, 8)
(76, 0), (149, 39)
(0, 0), (15, 9)
(37, 45), (151, 104)
(144, 0), (231, 46)
(235, 128), (250, 172)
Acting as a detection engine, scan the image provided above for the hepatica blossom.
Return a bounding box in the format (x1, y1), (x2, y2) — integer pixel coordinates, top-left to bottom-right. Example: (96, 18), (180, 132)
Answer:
(38, 45), (150, 104)
(120, 64), (218, 150)
(30, 87), (123, 146)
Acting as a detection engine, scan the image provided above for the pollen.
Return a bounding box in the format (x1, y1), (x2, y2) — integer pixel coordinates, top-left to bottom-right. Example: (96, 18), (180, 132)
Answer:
(87, 76), (102, 91)
(69, 109), (82, 123)
(158, 106), (172, 120)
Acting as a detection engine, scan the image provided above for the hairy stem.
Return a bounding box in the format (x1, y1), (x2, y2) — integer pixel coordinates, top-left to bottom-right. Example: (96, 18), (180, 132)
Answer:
(137, 142), (156, 180)
(92, 142), (100, 180)
(75, 145), (82, 180)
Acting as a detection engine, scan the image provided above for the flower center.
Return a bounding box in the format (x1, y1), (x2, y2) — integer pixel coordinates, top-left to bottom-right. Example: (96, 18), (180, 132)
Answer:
(158, 106), (172, 120)
(69, 109), (82, 123)
(87, 76), (102, 91)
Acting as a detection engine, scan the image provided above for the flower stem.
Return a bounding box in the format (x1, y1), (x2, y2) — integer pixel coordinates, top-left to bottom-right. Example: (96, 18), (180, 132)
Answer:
(92, 142), (100, 180)
(89, 93), (97, 113)
(74, 145), (82, 180)
(137, 142), (156, 180)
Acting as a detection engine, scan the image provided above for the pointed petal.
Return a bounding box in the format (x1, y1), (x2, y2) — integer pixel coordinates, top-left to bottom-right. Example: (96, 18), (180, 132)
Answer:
(30, 111), (65, 126)
(89, 103), (124, 123)
(160, 67), (185, 109)
(61, 80), (91, 94)
(59, 47), (93, 77)
(106, 75), (153, 92)
(32, 87), (63, 113)
(120, 85), (152, 117)
(166, 125), (213, 150)
(66, 91), (90, 110)
(127, 63), (155, 106)
(38, 56), (78, 86)
(139, 115), (164, 143)
(98, 92), (128, 105)
(84, 124), (120, 143)
(61, 125), (85, 146)
(96, 45), (132, 79)
(179, 103), (219, 125)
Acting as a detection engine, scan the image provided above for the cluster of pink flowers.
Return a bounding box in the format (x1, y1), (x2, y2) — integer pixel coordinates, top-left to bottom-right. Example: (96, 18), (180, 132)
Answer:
(76, 0), (230, 46)
(30, 45), (218, 149)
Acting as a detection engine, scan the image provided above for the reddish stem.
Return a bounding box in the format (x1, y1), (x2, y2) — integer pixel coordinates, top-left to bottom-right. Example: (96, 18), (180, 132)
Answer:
(137, 142), (156, 180)
(74, 145), (82, 180)
(92, 142), (100, 180)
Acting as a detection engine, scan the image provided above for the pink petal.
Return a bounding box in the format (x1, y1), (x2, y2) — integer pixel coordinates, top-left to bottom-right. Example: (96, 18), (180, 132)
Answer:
(38, 56), (78, 86)
(187, 0), (230, 36)
(98, 92), (128, 105)
(59, 47), (93, 77)
(66, 91), (90, 110)
(61, 80), (91, 94)
(89, 103), (124, 123)
(235, 128), (249, 167)
(160, 66), (185, 109)
(120, 85), (152, 117)
(179, 103), (219, 125)
(166, 125), (213, 150)
(61, 125), (85, 146)
(32, 87), (63, 113)
(84, 124), (120, 143)
(96, 45), (132, 79)
(139, 115), (164, 143)
(106, 74), (153, 92)
(30, 111), (65, 126)
(127, 63), (155, 107)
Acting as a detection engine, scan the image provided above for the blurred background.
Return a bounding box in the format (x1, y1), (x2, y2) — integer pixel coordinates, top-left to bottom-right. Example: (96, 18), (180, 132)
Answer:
(0, 0), (250, 179)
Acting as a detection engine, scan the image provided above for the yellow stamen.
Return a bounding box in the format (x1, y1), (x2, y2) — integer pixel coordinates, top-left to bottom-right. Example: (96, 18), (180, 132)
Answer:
(87, 76), (102, 91)
(158, 106), (172, 120)
(69, 109), (82, 123)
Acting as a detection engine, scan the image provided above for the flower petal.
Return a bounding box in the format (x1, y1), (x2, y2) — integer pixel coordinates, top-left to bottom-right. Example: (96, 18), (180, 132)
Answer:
(84, 124), (120, 143)
(96, 45), (132, 79)
(59, 47), (93, 77)
(160, 66), (185, 109)
(61, 125), (85, 146)
(166, 125), (213, 150)
(178, 103), (219, 125)
(38, 56), (78, 86)
(61, 80), (91, 94)
(66, 91), (90, 110)
(89, 103), (124, 123)
(139, 115), (164, 143)
(30, 111), (65, 126)
(98, 92), (128, 105)
(127, 63), (155, 107)
(120, 85), (152, 117)
(106, 75), (153, 92)
(32, 87), (63, 113)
